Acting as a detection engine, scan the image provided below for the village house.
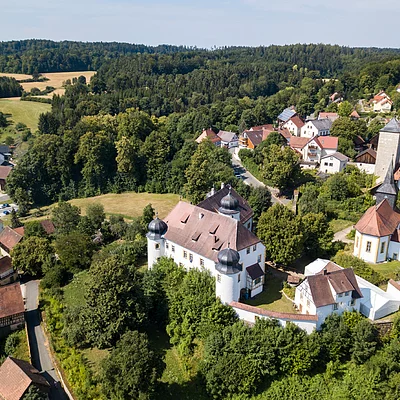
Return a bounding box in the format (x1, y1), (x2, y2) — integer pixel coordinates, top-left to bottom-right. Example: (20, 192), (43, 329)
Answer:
(0, 282), (25, 337)
(350, 110), (361, 120)
(195, 128), (221, 147)
(277, 107), (297, 125)
(318, 112), (339, 122)
(0, 166), (12, 191)
(301, 136), (339, 164)
(239, 130), (264, 149)
(300, 119), (332, 138)
(147, 187), (266, 303)
(0, 357), (50, 400)
(319, 152), (349, 174)
(0, 256), (17, 286)
(282, 115), (305, 136)
(352, 148), (377, 174)
(217, 130), (239, 148)
(0, 146), (12, 166)
(372, 91), (393, 113)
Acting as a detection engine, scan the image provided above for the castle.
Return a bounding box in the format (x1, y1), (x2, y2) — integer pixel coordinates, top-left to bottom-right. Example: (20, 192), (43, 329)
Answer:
(146, 186), (266, 304)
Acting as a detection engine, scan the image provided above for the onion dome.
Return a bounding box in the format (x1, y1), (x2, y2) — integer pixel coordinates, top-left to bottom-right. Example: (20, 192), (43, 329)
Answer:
(218, 189), (239, 215)
(215, 245), (241, 275)
(146, 217), (168, 240)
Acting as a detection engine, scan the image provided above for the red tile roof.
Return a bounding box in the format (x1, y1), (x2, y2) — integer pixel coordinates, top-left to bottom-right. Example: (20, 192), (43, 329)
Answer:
(354, 199), (400, 237)
(196, 129), (220, 144)
(313, 136), (338, 150)
(0, 282), (24, 319)
(0, 256), (12, 275)
(230, 301), (318, 321)
(13, 227), (24, 236)
(164, 202), (260, 262)
(350, 110), (360, 118)
(288, 115), (305, 129)
(40, 220), (55, 235)
(0, 227), (23, 253)
(0, 166), (12, 180)
(289, 137), (309, 149)
(319, 112), (339, 120)
(250, 124), (274, 131)
(0, 357), (49, 400)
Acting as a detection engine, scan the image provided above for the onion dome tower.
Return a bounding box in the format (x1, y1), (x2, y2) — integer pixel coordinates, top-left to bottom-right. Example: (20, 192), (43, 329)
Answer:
(146, 214), (168, 268)
(215, 244), (242, 304)
(218, 188), (240, 221)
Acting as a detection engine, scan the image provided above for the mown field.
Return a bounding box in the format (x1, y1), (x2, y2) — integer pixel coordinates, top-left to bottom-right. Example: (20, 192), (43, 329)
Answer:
(0, 71), (96, 98)
(0, 98), (51, 131)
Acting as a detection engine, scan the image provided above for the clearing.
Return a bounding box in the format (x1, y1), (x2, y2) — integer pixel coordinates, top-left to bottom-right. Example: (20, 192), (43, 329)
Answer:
(0, 71), (95, 99)
(368, 260), (400, 281)
(0, 98), (51, 131)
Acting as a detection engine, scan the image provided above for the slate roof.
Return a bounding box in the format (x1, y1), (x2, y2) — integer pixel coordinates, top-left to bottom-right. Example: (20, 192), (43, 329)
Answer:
(0, 227), (23, 252)
(308, 268), (362, 308)
(311, 119), (333, 131)
(0, 282), (24, 319)
(246, 263), (264, 280)
(163, 202), (260, 262)
(354, 199), (400, 237)
(0, 146), (10, 154)
(198, 186), (253, 224)
(376, 160), (397, 196)
(0, 357), (49, 400)
(381, 118), (400, 134)
(0, 166), (12, 180)
(0, 256), (12, 275)
(278, 107), (296, 122)
(321, 151), (349, 162)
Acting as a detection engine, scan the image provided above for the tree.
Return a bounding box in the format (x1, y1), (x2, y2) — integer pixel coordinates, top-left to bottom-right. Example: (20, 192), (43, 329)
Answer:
(21, 386), (47, 400)
(12, 237), (53, 276)
(338, 101), (353, 117)
(100, 330), (162, 400)
(52, 202), (81, 235)
(0, 112), (7, 127)
(10, 208), (22, 228)
(24, 221), (46, 238)
(141, 203), (155, 231)
(257, 204), (303, 265)
(261, 145), (301, 194)
(351, 319), (378, 364)
(83, 256), (146, 348)
(86, 203), (105, 230)
(248, 186), (272, 224)
(54, 232), (94, 272)
(301, 213), (333, 257)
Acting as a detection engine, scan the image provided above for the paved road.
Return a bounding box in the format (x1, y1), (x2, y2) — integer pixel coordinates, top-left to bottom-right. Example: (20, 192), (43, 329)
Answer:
(231, 152), (289, 205)
(333, 226), (354, 244)
(24, 281), (68, 400)
(0, 194), (10, 203)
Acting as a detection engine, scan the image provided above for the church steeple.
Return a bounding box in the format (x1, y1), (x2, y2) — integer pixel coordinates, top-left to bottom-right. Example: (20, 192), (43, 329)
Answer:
(376, 157), (398, 209)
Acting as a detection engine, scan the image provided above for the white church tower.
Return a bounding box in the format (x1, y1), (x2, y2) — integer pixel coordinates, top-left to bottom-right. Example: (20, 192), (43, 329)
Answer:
(146, 215), (168, 268)
(215, 245), (242, 304)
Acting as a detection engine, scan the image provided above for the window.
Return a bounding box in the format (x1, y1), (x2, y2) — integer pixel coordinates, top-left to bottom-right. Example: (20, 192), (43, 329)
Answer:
(330, 156), (333, 160)
(324, 162), (328, 166)
(257, 254), (262, 263)
(183, 251), (187, 259)
(300, 292), (303, 299)
(338, 293), (343, 297)
(189, 253), (193, 262)
(246, 247), (250, 254)
(333, 303), (338, 310)
(247, 222), (251, 229)
(238, 274), (241, 282)
(380, 242), (386, 254)
(393, 253), (398, 260)
(350, 299), (356, 306)
(157, 257), (160, 262)
(155, 243), (160, 250)
(253, 244), (257, 251)
(166, 242), (169, 249)
(329, 163), (333, 167)
(366, 241), (371, 253)
(200, 258), (204, 266)
(171, 245), (175, 253)
(217, 274), (221, 283)
(254, 277), (261, 285)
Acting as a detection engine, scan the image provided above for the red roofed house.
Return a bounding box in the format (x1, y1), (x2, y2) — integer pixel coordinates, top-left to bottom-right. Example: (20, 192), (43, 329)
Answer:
(318, 112), (339, 122)
(0, 282), (25, 337)
(239, 130), (264, 149)
(195, 128), (221, 147)
(0, 166), (12, 191)
(301, 136), (339, 164)
(0, 256), (17, 286)
(372, 91), (393, 113)
(0, 227), (24, 257)
(0, 357), (50, 400)
(354, 161), (400, 263)
(283, 115), (305, 137)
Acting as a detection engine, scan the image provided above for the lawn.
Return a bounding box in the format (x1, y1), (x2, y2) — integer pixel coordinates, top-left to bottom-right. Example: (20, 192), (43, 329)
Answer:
(329, 219), (354, 233)
(63, 270), (90, 308)
(0, 98), (51, 131)
(243, 275), (297, 313)
(368, 260), (400, 281)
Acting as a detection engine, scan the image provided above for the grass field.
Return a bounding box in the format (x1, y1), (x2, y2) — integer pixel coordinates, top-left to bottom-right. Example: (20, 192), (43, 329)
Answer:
(329, 219), (354, 233)
(0, 98), (51, 130)
(0, 71), (96, 99)
(368, 260), (400, 281)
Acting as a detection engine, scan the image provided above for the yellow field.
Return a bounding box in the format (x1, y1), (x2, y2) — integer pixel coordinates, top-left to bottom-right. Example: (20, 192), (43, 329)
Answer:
(0, 71), (96, 98)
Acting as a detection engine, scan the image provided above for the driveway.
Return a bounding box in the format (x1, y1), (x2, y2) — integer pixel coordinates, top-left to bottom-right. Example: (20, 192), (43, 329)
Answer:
(333, 226), (354, 244)
(231, 152), (289, 206)
(23, 280), (68, 400)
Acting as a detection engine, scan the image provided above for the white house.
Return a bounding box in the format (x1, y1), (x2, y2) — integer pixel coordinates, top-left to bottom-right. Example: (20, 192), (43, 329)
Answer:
(300, 119), (332, 138)
(147, 188), (266, 303)
(318, 112), (339, 122)
(277, 107), (297, 124)
(283, 115), (304, 137)
(301, 136), (338, 163)
(300, 258), (400, 323)
(319, 152), (349, 174)
(372, 91), (393, 113)
(295, 261), (362, 329)
(217, 130), (239, 148)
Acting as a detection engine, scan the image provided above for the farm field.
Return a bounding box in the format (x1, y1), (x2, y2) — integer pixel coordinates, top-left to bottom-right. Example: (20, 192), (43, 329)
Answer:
(0, 71), (96, 98)
(0, 98), (51, 130)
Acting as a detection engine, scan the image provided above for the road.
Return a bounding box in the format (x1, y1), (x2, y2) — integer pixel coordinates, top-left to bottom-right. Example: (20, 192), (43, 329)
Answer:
(24, 280), (68, 400)
(333, 226), (354, 244)
(231, 152), (289, 205)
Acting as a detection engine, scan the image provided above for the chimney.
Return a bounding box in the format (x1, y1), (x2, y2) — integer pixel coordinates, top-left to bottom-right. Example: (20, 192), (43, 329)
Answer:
(221, 182), (225, 189)
(199, 213), (204, 219)
(323, 268), (327, 275)
(210, 186), (215, 196)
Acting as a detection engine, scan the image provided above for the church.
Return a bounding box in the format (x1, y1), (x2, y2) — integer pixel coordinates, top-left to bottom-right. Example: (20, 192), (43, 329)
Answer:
(147, 186), (266, 304)
(354, 159), (400, 263)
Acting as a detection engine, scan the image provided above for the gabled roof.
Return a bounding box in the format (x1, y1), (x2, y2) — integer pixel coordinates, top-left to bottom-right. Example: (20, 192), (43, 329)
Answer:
(310, 119), (333, 131)
(217, 130), (237, 143)
(278, 107), (297, 122)
(244, 130), (263, 147)
(0, 357), (49, 400)
(40, 220), (55, 235)
(0, 146), (10, 154)
(350, 110), (360, 119)
(250, 124), (274, 131)
(354, 199), (400, 237)
(354, 148), (377, 162)
(163, 202), (261, 262)
(196, 129), (220, 144)
(312, 136), (338, 150)
(289, 137), (309, 149)
(0, 282), (24, 319)
(318, 112), (339, 121)
(246, 263), (264, 280)
(198, 186), (253, 224)
(0, 227), (23, 252)
(286, 115), (305, 129)
(320, 151), (348, 162)
(381, 118), (400, 134)
(0, 256), (12, 275)
(0, 166), (12, 180)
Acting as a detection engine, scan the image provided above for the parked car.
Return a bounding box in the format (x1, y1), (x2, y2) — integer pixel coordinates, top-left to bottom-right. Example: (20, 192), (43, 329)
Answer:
(1, 203), (9, 209)
(2, 210), (10, 215)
